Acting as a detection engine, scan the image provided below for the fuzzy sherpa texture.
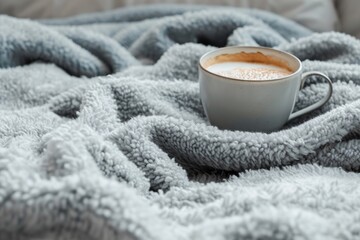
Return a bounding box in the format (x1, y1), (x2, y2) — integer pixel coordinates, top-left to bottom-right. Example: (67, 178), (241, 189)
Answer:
(0, 4), (360, 240)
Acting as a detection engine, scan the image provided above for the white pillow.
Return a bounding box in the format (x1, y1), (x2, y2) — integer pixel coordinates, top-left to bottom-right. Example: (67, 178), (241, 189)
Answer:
(125, 0), (340, 32)
(336, 0), (360, 38)
(0, 0), (115, 18)
(0, 0), (340, 33)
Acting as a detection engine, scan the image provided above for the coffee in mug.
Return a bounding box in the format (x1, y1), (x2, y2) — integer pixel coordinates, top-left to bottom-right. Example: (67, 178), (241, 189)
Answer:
(204, 52), (293, 80)
(198, 46), (333, 132)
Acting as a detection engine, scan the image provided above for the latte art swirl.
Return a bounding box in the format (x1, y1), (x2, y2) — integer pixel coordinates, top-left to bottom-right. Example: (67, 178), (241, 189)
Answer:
(204, 52), (293, 81)
(215, 67), (292, 80)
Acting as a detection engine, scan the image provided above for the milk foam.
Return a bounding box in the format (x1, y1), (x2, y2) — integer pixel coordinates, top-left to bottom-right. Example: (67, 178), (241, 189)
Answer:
(207, 61), (292, 80)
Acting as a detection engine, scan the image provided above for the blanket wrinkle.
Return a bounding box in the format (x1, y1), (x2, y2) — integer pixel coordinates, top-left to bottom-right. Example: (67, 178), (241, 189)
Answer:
(0, 16), (111, 77)
(1, 4), (360, 240)
(58, 28), (139, 72)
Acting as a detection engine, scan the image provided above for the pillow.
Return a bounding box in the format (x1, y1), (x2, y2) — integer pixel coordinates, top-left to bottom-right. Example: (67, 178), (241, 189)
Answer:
(125, 0), (340, 32)
(0, 0), (340, 33)
(336, 0), (360, 38)
(0, 0), (114, 18)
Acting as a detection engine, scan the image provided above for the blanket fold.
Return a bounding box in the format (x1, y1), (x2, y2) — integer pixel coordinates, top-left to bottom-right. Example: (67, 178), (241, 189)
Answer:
(0, 4), (360, 240)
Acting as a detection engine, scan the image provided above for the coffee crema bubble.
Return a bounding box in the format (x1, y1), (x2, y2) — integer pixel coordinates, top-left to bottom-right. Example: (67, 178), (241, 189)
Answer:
(203, 52), (293, 81)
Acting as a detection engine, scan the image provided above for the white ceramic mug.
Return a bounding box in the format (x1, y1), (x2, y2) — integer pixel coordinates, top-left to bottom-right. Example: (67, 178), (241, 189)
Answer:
(199, 46), (333, 132)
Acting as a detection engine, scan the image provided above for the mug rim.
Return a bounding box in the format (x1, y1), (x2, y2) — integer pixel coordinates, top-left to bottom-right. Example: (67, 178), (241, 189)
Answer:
(199, 46), (302, 83)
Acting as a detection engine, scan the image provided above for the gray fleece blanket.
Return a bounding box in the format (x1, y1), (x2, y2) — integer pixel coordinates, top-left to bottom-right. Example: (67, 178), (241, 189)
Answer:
(1, 4), (360, 240)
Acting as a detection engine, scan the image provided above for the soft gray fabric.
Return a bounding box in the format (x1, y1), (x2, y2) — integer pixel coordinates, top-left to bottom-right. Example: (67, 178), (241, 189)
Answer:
(0, 5), (360, 240)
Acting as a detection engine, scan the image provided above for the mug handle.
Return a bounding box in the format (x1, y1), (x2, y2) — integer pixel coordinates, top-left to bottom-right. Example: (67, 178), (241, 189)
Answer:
(288, 71), (333, 121)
